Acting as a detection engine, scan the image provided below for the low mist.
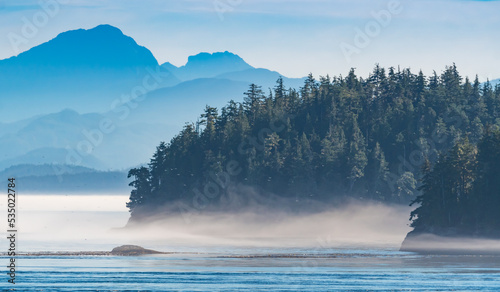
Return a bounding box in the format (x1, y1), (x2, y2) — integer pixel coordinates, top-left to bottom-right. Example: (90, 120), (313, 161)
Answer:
(124, 201), (412, 249)
(402, 233), (500, 254)
(1, 194), (130, 252)
(10, 194), (500, 255)
(0, 194), (420, 252)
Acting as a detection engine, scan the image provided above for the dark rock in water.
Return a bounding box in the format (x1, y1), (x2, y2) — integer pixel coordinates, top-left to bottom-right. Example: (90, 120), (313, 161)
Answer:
(111, 245), (163, 256)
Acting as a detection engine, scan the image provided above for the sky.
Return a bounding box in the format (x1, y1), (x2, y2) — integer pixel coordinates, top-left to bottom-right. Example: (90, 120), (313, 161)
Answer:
(0, 0), (499, 81)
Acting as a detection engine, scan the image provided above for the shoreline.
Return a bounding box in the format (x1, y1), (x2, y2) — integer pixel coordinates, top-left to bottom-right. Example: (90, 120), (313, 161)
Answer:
(400, 232), (500, 255)
(0, 251), (188, 257)
(2, 251), (499, 258)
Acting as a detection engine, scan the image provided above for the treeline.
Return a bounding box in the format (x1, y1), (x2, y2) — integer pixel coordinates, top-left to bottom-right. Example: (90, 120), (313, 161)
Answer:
(410, 131), (500, 237)
(126, 64), (500, 218)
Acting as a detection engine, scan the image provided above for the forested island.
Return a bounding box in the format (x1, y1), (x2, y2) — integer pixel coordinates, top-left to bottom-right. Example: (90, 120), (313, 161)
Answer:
(402, 131), (500, 247)
(126, 64), (500, 240)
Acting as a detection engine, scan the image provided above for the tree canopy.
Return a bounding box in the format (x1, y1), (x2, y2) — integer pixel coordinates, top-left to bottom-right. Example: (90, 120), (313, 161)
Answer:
(126, 65), (500, 221)
(409, 130), (500, 237)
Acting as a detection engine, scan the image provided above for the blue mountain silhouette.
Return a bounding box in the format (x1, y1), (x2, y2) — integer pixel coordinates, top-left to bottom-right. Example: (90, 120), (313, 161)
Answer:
(0, 24), (178, 121)
(2, 24), (158, 69)
(0, 24), (306, 173)
(163, 51), (252, 80)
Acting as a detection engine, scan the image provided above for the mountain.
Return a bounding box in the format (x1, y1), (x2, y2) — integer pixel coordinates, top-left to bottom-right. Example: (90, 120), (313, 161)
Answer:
(15, 170), (130, 194)
(0, 164), (97, 178)
(0, 78), (252, 171)
(120, 72), (306, 127)
(162, 51), (305, 90)
(0, 72), (305, 172)
(0, 109), (104, 162)
(0, 24), (179, 122)
(0, 109), (171, 170)
(0, 115), (40, 137)
(120, 78), (252, 124)
(2, 24), (157, 69)
(161, 51), (252, 81)
(0, 24), (309, 172)
(0, 164), (129, 194)
(215, 68), (305, 90)
(0, 24), (305, 124)
(0, 147), (105, 171)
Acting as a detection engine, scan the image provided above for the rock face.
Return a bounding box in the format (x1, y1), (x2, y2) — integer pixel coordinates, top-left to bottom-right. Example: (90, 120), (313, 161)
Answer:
(110, 245), (163, 256)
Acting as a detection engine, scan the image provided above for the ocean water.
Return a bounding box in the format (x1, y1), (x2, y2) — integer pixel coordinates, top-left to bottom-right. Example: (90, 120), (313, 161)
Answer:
(3, 249), (500, 291)
(1, 195), (499, 291)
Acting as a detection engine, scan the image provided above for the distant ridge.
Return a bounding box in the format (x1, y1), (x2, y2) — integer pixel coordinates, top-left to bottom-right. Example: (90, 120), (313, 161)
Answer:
(0, 163), (129, 194)
(161, 51), (305, 89)
(161, 51), (253, 80)
(0, 24), (305, 122)
(489, 78), (500, 87)
(2, 24), (159, 69)
(0, 24), (178, 121)
(0, 163), (95, 177)
(0, 24), (308, 172)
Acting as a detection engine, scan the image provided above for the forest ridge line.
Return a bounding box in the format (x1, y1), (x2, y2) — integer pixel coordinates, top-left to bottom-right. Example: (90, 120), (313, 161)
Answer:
(125, 64), (500, 239)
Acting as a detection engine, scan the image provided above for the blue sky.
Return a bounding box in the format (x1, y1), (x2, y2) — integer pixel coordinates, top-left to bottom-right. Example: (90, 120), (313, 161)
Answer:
(0, 0), (499, 81)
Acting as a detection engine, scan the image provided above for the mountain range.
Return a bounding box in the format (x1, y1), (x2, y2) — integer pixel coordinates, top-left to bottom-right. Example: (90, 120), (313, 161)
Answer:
(2, 24), (496, 191)
(0, 164), (128, 194)
(0, 24), (306, 184)
(0, 24), (304, 122)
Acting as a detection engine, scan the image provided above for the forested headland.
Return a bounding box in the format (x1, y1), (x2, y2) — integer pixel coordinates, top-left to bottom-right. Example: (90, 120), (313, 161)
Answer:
(408, 131), (500, 238)
(126, 64), (500, 238)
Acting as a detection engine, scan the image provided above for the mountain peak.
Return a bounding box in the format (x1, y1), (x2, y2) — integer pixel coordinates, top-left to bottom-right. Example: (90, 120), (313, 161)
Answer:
(162, 51), (253, 81)
(55, 24), (124, 39)
(0, 25), (180, 122)
(89, 24), (124, 34)
(3, 24), (158, 69)
(186, 51), (248, 65)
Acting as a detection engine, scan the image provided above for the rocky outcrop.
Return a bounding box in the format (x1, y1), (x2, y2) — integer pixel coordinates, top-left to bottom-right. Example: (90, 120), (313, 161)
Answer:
(110, 245), (164, 256)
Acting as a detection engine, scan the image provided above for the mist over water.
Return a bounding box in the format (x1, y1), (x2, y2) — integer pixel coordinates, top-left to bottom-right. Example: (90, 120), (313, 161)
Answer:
(2, 194), (418, 252)
(124, 200), (412, 249)
(5, 195), (500, 291)
(402, 233), (500, 254)
(4, 193), (499, 256)
(2, 194), (130, 252)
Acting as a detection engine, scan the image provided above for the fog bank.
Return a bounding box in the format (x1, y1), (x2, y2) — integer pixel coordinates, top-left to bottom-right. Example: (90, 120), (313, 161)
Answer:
(401, 233), (500, 254)
(2, 194), (415, 252)
(125, 200), (413, 249)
